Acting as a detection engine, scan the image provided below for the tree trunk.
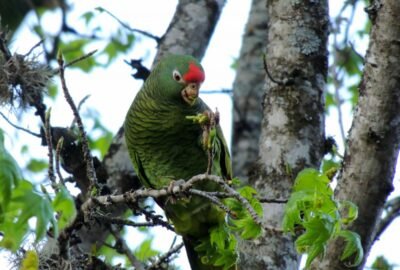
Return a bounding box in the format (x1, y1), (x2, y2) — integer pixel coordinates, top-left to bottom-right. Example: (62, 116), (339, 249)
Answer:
(239, 0), (328, 269)
(232, 0), (267, 181)
(315, 1), (400, 269)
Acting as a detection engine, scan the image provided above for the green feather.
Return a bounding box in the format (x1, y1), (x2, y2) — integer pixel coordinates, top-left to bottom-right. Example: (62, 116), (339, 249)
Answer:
(125, 54), (234, 270)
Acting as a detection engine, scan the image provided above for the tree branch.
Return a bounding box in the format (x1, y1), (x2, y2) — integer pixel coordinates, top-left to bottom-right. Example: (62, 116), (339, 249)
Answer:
(100, 8), (160, 43)
(316, 1), (400, 268)
(82, 174), (262, 227)
(44, 109), (57, 190)
(57, 52), (98, 193)
(93, 212), (174, 232)
(147, 242), (184, 270)
(373, 196), (400, 242)
(0, 112), (41, 137)
(109, 225), (145, 270)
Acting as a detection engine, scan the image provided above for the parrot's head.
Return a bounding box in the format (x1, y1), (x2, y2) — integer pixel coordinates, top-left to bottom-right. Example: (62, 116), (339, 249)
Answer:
(153, 54), (205, 106)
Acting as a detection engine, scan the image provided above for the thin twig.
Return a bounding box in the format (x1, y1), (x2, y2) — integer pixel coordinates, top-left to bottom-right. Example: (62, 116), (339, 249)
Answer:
(374, 196), (400, 242)
(65, 49), (98, 69)
(70, 94), (91, 127)
(348, 41), (364, 61)
(206, 110), (218, 174)
(147, 242), (184, 270)
(331, 42), (347, 144)
(24, 39), (44, 57)
(55, 137), (65, 186)
(202, 89), (233, 95)
(258, 197), (288, 204)
(93, 213), (174, 231)
(109, 225), (145, 270)
(188, 188), (234, 216)
(44, 109), (57, 190)
(77, 95), (91, 112)
(138, 207), (175, 231)
(198, 190), (288, 204)
(168, 236), (178, 250)
(57, 52), (98, 192)
(0, 112), (41, 137)
(343, 1), (357, 44)
(52, 50), (98, 75)
(211, 175), (263, 226)
(101, 8), (160, 42)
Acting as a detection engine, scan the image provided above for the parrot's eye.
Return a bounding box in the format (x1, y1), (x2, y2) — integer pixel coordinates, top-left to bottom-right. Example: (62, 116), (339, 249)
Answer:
(173, 70), (182, 82)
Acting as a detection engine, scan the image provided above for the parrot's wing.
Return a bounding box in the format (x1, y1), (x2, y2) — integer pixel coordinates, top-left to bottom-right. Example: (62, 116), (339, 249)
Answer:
(132, 150), (154, 188)
(215, 125), (232, 181)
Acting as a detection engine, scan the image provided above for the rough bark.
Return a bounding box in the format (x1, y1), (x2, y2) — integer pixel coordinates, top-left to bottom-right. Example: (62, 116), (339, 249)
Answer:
(239, 0), (329, 269)
(154, 0), (225, 62)
(315, 1), (400, 269)
(232, 0), (267, 181)
(43, 0), (225, 265)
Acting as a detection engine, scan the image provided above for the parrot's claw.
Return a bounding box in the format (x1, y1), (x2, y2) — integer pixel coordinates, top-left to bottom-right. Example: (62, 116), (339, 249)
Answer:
(167, 179), (186, 204)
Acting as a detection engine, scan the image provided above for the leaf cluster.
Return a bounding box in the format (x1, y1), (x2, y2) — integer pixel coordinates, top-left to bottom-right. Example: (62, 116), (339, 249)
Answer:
(283, 168), (363, 268)
(195, 185), (263, 269)
(0, 129), (76, 252)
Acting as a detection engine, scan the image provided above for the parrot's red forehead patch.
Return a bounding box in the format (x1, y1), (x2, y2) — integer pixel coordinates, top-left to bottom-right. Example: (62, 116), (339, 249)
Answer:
(183, 62), (205, 83)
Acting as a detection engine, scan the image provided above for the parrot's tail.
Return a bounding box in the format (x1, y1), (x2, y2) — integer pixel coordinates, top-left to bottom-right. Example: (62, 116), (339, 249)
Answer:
(183, 237), (237, 270)
(183, 237), (208, 270)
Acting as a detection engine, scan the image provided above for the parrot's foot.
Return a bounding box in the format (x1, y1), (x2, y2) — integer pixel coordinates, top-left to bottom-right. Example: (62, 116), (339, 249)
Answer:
(166, 179), (186, 204)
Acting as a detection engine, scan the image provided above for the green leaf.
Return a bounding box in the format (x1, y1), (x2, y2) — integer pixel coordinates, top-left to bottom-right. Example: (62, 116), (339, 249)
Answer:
(210, 225), (227, 250)
(101, 32), (135, 65)
(296, 215), (334, 267)
(58, 39), (99, 72)
(52, 186), (76, 232)
(134, 238), (159, 261)
(11, 180), (56, 241)
(95, 6), (105, 13)
(89, 132), (113, 158)
(292, 169), (332, 196)
(348, 83), (359, 108)
(337, 230), (363, 266)
(196, 226), (238, 269)
(321, 158), (339, 174)
(20, 250), (39, 270)
(0, 219), (28, 251)
(0, 138), (21, 208)
(238, 216), (262, 239)
(47, 83), (58, 100)
(371, 256), (393, 270)
(339, 200), (358, 224)
(230, 177), (242, 187)
(96, 234), (125, 263)
(26, 159), (48, 173)
(283, 168), (364, 267)
(81, 11), (95, 25)
(325, 91), (336, 113)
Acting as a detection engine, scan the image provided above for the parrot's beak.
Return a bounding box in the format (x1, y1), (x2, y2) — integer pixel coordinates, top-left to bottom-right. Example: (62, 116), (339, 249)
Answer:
(181, 83), (200, 106)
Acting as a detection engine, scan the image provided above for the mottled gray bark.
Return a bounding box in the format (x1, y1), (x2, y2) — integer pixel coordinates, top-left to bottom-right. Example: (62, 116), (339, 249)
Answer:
(239, 0), (328, 269)
(232, 0), (267, 181)
(315, 1), (400, 269)
(154, 0), (225, 62)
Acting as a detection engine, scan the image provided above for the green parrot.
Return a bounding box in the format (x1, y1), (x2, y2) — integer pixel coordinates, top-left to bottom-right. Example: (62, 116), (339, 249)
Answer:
(124, 54), (234, 269)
